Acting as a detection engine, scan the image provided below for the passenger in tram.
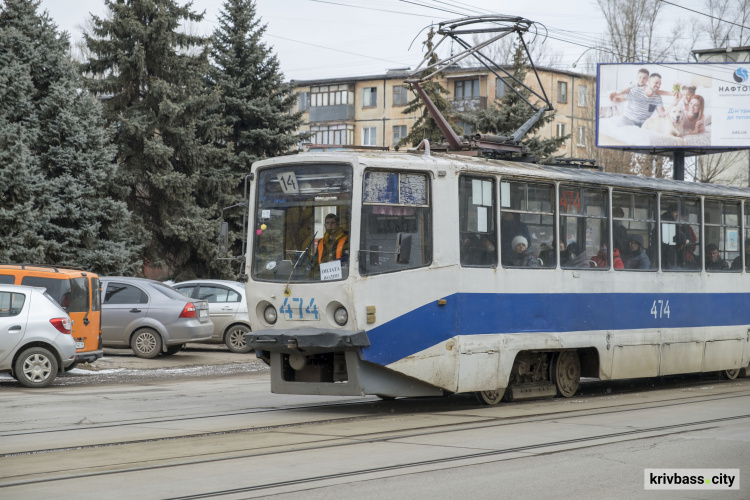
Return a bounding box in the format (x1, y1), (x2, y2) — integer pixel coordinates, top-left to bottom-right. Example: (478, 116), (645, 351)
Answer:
(510, 236), (540, 267)
(624, 234), (650, 269)
(661, 204), (698, 269)
(539, 238), (565, 267)
(317, 213), (349, 264)
(501, 212), (530, 265)
(593, 243), (624, 269)
(563, 242), (593, 267)
(612, 207), (629, 255)
(730, 239), (750, 270)
(461, 234), (496, 266)
(705, 243), (729, 271)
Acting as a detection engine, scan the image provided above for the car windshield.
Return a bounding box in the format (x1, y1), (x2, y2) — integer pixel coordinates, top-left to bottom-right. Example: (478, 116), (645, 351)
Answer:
(252, 164), (353, 283)
(150, 282), (191, 301)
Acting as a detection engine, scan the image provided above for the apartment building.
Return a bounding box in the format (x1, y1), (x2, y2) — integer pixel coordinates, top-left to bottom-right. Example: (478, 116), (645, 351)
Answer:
(292, 65), (595, 158)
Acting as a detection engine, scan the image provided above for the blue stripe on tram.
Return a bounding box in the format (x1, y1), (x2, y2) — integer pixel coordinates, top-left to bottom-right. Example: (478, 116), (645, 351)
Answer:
(362, 293), (750, 366)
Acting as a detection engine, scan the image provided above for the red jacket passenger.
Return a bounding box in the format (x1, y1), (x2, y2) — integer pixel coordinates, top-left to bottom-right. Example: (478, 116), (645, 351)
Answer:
(593, 246), (624, 269)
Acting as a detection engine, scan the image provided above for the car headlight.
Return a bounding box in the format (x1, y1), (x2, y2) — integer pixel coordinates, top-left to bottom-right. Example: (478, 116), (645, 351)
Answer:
(264, 305), (277, 324)
(333, 307), (348, 326)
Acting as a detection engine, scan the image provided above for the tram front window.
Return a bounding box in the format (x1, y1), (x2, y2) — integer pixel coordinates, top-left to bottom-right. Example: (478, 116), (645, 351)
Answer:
(359, 171), (432, 275)
(252, 164), (353, 282)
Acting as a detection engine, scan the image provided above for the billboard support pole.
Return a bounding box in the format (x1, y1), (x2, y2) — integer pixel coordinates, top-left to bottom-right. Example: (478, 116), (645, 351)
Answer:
(673, 150), (685, 181)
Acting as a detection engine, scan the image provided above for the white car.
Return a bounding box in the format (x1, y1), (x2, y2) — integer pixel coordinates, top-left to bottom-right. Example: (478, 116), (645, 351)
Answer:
(0, 285), (76, 388)
(173, 280), (252, 353)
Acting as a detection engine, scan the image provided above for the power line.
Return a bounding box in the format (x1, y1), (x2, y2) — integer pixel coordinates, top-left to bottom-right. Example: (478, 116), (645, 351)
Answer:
(659, 0), (750, 31)
(307, 0), (445, 18)
(267, 34), (408, 65)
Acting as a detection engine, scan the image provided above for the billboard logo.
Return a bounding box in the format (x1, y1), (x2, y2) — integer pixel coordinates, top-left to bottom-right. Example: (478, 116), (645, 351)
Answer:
(733, 67), (749, 83)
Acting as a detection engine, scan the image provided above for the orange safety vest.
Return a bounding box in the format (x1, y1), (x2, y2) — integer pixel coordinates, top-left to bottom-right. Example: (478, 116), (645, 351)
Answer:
(318, 234), (348, 263)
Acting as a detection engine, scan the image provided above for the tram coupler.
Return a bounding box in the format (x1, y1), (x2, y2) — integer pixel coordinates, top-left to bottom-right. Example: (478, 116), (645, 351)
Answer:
(245, 328), (370, 355)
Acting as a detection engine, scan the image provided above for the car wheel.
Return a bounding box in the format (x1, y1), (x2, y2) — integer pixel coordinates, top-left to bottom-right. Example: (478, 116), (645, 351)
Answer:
(14, 347), (58, 388)
(225, 325), (252, 353)
(163, 345), (183, 356)
(131, 329), (162, 359)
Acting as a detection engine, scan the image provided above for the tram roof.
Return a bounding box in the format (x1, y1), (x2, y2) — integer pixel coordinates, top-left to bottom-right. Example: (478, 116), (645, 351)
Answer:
(260, 150), (750, 200)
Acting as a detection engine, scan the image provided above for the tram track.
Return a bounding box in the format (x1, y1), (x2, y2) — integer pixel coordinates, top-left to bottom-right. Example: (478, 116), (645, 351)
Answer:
(1, 386), (748, 493)
(2, 383), (749, 459)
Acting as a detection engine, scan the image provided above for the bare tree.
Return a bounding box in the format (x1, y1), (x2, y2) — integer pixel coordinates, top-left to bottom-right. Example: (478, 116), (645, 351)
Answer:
(597, 0), (683, 63)
(690, 151), (749, 185)
(459, 33), (563, 68)
(693, 0), (750, 49)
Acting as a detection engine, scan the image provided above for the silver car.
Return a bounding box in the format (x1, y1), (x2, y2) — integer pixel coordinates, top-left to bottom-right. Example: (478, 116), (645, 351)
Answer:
(100, 277), (213, 359)
(0, 285), (76, 388)
(173, 280), (252, 353)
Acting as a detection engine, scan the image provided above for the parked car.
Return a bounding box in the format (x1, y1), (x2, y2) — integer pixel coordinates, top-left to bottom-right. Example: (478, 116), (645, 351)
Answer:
(0, 285), (76, 388)
(100, 277), (213, 359)
(173, 280), (252, 353)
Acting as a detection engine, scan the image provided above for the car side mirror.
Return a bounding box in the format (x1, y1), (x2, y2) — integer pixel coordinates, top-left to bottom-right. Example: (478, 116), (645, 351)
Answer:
(396, 233), (412, 264)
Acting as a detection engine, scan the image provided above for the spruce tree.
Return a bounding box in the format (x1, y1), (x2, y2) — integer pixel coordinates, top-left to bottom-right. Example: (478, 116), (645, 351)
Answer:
(0, 0), (141, 272)
(83, 0), (234, 280)
(457, 40), (567, 160)
(210, 0), (304, 259)
(400, 27), (462, 147)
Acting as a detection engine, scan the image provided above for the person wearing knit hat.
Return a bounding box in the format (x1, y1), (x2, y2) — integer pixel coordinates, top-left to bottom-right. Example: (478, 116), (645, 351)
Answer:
(509, 234), (540, 267)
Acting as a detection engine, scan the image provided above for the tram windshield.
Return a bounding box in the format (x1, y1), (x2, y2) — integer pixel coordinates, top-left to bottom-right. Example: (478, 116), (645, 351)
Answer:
(252, 164), (353, 282)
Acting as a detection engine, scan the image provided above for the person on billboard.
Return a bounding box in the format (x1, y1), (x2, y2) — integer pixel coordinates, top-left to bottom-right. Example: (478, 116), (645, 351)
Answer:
(675, 85), (697, 112)
(613, 73), (667, 127)
(609, 68), (672, 104)
(682, 95), (706, 136)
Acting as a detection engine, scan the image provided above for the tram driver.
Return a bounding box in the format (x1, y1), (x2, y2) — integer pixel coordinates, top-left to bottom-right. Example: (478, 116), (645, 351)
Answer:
(317, 213), (349, 264)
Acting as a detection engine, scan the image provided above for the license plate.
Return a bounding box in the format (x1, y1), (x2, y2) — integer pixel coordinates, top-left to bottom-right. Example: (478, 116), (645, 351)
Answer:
(199, 309), (207, 318)
(75, 341), (85, 349)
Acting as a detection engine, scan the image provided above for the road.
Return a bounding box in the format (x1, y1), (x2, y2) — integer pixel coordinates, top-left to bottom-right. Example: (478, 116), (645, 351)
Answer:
(0, 347), (748, 499)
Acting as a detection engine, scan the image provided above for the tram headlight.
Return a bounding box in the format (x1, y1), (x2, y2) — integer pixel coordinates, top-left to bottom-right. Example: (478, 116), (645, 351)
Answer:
(264, 305), (277, 324)
(333, 307), (348, 326)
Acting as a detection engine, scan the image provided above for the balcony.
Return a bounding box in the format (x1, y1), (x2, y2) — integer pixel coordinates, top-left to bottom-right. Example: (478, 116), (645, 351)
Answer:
(309, 104), (355, 123)
(450, 96), (487, 112)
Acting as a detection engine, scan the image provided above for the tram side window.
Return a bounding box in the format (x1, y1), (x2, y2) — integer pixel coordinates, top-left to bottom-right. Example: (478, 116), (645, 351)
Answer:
(661, 196), (701, 271)
(500, 180), (555, 268)
(459, 176), (497, 267)
(704, 199), (740, 272)
(359, 171), (432, 275)
(560, 186), (607, 269)
(612, 191), (657, 270)
(741, 202), (750, 271)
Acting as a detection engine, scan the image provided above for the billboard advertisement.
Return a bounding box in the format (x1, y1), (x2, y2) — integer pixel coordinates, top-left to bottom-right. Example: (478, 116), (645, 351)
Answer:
(596, 62), (750, 149)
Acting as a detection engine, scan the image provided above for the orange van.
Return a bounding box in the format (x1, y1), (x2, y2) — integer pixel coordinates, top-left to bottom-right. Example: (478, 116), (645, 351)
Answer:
(0, 264), (102, 367)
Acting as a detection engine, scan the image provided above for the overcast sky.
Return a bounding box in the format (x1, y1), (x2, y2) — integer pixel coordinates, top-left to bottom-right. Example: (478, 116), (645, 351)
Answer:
(38, 0), (708, 81)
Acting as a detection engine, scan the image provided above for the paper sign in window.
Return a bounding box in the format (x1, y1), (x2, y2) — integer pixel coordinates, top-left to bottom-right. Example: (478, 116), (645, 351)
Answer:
(320, 260), (342, 281)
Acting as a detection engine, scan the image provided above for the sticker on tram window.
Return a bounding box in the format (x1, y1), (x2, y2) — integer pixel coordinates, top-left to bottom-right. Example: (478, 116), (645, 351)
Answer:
(280, 297), (319, 320)
(560, 190), (581, 213)
(650, 300), (670, 319)
(277, 172), (299, 194)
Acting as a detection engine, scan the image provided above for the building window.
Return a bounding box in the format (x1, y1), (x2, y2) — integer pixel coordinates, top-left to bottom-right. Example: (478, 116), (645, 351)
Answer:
(577, 126), (587, 147)
(393, 125), (407, 144)
(455, 79), (480, 99)
(311, 85), (353, 108)
(393, 85), (409, 106)
(577, 85), (589, 107)
(297, 92), (310, 112)
(310, 124), (354, 145)
(496, 78), (505, 98)
(362, 126), (377, 146)
(557, 81), (568, 104)
(556, 123), (566, 138)
(455, 120), (473, 135)
(363, 87), (377, 108)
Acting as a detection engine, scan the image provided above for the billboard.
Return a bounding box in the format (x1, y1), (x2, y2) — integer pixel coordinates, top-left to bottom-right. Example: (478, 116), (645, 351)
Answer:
(596, 62), (750, 149)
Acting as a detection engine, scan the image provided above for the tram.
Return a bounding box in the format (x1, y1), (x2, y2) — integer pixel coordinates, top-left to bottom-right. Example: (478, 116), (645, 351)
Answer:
(243, 149), (750, 404)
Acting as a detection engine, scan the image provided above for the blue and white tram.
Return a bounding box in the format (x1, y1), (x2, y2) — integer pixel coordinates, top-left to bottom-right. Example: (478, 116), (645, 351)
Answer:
(244, 150), (750, 404)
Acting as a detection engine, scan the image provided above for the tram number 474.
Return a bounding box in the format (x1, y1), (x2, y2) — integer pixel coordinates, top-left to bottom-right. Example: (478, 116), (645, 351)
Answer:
(650, 300), (670, 319)
(280, 297), (319, 320)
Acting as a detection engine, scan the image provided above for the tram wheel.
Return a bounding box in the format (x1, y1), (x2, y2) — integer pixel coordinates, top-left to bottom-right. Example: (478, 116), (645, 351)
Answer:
(551, 350), (581, 398)
(475, 388), (505, 405)
(721, 368), (740, 380)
